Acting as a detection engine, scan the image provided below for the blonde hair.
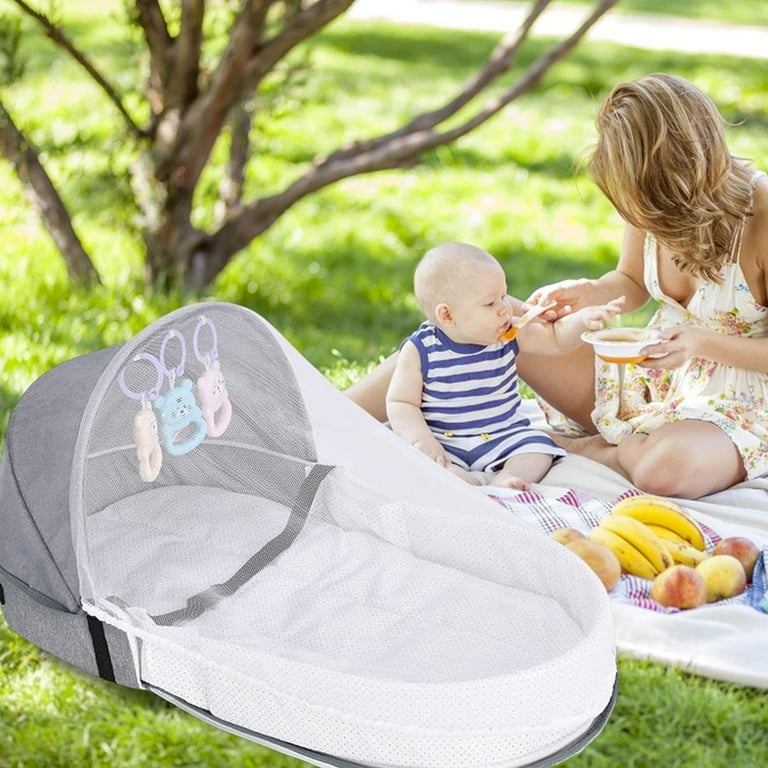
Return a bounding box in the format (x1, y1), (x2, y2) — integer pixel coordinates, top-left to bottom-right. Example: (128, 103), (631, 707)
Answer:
(588, 73), (754, 280)
(414, 242), (498, 322)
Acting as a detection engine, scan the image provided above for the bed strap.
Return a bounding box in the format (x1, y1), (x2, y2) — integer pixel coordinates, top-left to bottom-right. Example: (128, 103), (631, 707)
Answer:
(151, 463), (335, 626)
(87, 614), (116, 682)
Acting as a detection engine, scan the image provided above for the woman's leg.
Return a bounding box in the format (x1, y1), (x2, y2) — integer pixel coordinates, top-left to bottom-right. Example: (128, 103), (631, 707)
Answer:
(516, 344), (598, 432)
(344, 352), (398, 422)
(616, 420), (746, 498)
(561, 420), (746, 499)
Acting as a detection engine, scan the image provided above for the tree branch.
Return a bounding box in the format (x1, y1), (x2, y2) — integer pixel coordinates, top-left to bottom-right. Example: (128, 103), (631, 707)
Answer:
(173, 0), (354, 193)
(0, 99), (101, 284)
(217, 0), (620, 255)
(169, 0), (205, 104)
(9, 0), (145, 139)
(214, 101), (254, 226)
(241, 0), (357, 88)
(191, 0), (271, 122)
(134, 0), (172, 116)
(333, 0), (618, 158)
(388, 0), (554, 137)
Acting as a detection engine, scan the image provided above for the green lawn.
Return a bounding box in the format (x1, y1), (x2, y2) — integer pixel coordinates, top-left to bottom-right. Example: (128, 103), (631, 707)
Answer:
(482, 0), (768, 26)
(1, 1), (768, 767)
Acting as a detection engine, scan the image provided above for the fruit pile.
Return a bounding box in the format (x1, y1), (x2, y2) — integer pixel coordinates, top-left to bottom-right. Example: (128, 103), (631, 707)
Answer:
(550, 494), (761, 610)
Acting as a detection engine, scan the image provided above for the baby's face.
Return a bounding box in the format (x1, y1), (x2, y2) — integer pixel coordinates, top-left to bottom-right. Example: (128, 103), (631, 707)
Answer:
(445, 261), (512, 345)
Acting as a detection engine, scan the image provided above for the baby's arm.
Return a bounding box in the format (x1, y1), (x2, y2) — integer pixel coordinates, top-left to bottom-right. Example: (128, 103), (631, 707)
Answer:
(517, 296), (625, 354)
(386, 341), (450, 466)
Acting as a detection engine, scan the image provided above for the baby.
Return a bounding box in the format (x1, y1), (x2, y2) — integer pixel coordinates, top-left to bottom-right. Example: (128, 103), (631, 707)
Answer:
(386, 242), (624, 489)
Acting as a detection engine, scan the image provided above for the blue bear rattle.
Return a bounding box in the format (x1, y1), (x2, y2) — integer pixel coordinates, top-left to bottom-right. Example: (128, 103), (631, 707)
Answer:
(154, 378), (207, 456)
(153, 330), (207, 456)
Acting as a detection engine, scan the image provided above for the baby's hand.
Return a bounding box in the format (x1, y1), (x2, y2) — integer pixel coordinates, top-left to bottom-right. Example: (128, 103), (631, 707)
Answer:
(582, 295), (625, 330)
(412, 436), (450, 467)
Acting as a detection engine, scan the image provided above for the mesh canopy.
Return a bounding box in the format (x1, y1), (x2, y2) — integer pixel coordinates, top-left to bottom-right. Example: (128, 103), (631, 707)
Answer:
(65, 302), (616, 768)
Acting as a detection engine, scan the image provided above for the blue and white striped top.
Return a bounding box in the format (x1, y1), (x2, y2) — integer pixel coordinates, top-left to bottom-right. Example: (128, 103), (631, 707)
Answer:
(407, 322), (525, 437)
(405, 323), (564, 471)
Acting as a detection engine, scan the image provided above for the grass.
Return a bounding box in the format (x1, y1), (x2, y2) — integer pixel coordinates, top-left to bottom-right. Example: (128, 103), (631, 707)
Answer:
(1, 1), (768, 767)
(481, 0), (768, 26)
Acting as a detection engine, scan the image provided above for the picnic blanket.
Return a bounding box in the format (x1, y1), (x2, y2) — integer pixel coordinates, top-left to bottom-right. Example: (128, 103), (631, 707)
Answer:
(479, 401), (768, 690)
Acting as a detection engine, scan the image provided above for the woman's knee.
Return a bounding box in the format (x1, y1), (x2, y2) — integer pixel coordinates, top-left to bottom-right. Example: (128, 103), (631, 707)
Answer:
(627, 449), (693, 497)
(620, 427), (745, 499)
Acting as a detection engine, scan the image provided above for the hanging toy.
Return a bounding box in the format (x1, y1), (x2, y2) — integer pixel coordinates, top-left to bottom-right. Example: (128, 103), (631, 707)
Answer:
(117, 352), (164, 482)
(155, 329), (207, 456)
(133, 403), (162, 481)
(193, 315), (232, 438)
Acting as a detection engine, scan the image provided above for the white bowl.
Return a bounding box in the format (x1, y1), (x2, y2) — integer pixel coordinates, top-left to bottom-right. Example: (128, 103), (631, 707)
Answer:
(581, 327), (660, 363)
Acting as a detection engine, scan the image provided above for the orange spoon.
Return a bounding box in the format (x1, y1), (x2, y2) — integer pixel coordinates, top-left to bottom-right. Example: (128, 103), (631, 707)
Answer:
(499, 301), (557, 342)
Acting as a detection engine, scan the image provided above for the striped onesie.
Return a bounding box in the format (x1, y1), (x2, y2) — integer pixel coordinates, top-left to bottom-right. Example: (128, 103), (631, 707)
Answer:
(406, 322), (565, 472)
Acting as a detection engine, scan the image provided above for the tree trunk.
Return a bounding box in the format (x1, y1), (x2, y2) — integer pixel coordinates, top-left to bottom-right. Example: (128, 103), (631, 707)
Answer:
(5, 0), (622, 294)
(0, 100), (101, 285)
(143, 211), (208, 293)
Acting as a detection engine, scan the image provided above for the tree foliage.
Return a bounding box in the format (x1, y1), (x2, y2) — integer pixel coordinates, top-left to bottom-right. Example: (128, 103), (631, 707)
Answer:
(0, 0), (620, 293)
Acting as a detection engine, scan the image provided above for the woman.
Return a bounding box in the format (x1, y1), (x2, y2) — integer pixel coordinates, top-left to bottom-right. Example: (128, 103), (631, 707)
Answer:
(348, 73), (768, 499)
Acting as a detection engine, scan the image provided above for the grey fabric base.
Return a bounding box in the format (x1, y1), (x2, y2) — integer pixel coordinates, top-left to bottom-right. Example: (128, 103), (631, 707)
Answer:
(0, 567), (139, 689)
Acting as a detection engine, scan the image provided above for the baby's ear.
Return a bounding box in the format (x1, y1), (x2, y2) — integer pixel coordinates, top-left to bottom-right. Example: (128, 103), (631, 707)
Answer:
(435, 302), (453, 325)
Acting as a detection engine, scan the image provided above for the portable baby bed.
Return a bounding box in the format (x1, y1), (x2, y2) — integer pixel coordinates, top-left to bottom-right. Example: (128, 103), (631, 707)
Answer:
(0, 301), (617, 768)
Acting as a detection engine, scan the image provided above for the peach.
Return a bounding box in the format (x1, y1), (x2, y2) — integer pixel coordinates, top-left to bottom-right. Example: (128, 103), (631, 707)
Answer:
(566, 538), (622, 591)
(650, 564), (708, 610)
(712, 536), (761, 582)
(550, 527), (586, 546)
(696, 554), (747, 602)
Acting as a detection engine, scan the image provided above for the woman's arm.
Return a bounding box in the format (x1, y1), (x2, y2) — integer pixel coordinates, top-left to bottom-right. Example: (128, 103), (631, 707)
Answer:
(345, 352), (398, 421)
(516, 297), (625, 355)
(529, 224), (650, 316)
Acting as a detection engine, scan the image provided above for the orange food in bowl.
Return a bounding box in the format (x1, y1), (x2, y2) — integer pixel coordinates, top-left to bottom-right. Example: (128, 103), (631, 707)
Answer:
(581, 328), (660, 364)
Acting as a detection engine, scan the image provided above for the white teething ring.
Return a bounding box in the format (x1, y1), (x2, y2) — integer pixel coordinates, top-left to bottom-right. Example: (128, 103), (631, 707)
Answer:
(193, 315), (219, 367)
(159, 329), (187, 382)
(133, 403), (163, 482)
(117, 353), (164, 402)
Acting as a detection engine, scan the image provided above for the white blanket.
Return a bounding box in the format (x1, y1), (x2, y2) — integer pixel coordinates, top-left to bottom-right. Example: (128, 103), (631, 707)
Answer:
(481, 402), (768, 689)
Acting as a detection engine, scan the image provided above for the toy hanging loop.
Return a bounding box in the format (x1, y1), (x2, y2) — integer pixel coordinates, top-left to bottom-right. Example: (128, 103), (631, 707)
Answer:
(117, 352), (165, 402)
(193, 315), (219, 368)
(159, 329), (187, 386)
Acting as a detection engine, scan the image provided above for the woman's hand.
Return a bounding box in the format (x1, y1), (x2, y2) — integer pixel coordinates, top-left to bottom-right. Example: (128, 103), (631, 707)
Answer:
(638, 326), (708, 369)
(527, 266), (649, 322)
(526, 278), (593, 321)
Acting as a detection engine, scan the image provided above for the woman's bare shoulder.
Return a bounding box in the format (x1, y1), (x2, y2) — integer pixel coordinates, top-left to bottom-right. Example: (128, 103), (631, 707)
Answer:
(747, 175), (768, 294)
(750, 174), (768, 240)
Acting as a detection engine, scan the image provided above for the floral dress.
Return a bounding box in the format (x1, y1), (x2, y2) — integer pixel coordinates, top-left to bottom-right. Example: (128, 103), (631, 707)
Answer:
(591, 173), (768, 479)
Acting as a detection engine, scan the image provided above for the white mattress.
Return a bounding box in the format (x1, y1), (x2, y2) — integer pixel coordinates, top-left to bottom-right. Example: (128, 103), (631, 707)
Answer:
(86, 481), (615, 768)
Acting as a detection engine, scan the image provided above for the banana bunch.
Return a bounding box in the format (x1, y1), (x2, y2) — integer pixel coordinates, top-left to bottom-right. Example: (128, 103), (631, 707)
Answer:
(588, 514), (673, 579)
(610, 494), (707, 551)
(588, 494), (710, 579)
(658, 539), (709, 567)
